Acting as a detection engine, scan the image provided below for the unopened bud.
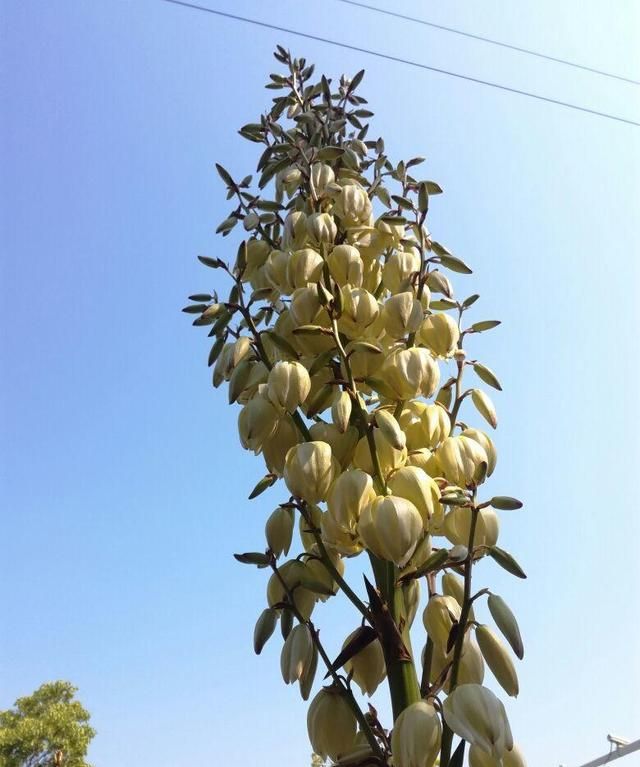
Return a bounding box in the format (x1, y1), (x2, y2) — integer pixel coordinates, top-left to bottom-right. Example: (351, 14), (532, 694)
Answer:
(476, 624), (519, 697)
(307, 687), (358, 761)
(284, 441), (337, 504)
(391, 701), (442, 767)
(265, 506), (295, 558)
(442, 684), (513, 758)
(267, 360), (312, 412)
(358, 495), (423, 567)
(342, 629), (386, 696)
(419, 312), (460, 357)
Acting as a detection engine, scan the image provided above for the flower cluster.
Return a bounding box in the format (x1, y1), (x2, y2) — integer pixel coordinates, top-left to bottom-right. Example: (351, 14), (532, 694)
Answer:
(186, 47), (526, 767)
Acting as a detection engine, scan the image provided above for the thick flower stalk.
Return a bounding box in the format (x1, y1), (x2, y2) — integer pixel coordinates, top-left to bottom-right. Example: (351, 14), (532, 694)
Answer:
(185, 47), (527, 767)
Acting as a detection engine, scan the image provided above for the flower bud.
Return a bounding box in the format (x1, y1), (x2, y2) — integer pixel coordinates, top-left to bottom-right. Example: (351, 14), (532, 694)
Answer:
(381, 292), (424, 339)
(471, 389), (498, 429)
(310, 162), (335, 198)
(358, 495), (423, 567)
(353, 428), (407, 479)
(387, 466), (441, 527)
(332, 390), (352, 433)
(443, 507), (499, 548)
(390, 701), (442, 767)
(422, 594), (461, 648)
(382, 250), (421, 293)
(333, 183), (372, 227)
(265, 506), (295, 558)
(307, 212), (337, 246)
(342, 629), (386, 696)
(242, 239), (271, 282)
(307, 687), (358, 761)
(379, 347), (440, 400)
(442, 572), (467, 609)
(442, 684), (513, 759)
(435, 435), (489, 487)
(267, 360), (312, 412)
(278, 165), (302, 197)
(253, 607), (278, 655)
(327, 468), (375, 529)
(284, 441), (337, 504)
(237, 395), (280, 453)
(469, 744), (527, 767)
(280, 624), (316, 693)
(461, 428), (497, 477)
(476, 625), (519, 697)
(283, 210), (308, 250)
(262, 415), (299, 476)
(305, 544), (345, 600)
(309, 422), (359, 469)
(287, 248), (324, 290)
(264, 249), (292, 293)
(267, 560), (316, 620)
(419, 313), (460, 357)
(320, 511), (363, 556)
(405, 448), (434, 473)
(326, 244), (364, 287)
(281, 623), (315, 685)
(426, 269), (453, 297)
(422, 403), (452, 448)
(337, 287), (379, 337)
(376, 216), (405, 248)
(487, 594), (524, 660)
(375, 409), (406, 450)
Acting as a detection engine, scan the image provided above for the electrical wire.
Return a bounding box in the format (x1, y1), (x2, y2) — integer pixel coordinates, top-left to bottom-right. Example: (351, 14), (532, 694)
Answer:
(336, 0), (640, 86)
(161, 0), (640, 127)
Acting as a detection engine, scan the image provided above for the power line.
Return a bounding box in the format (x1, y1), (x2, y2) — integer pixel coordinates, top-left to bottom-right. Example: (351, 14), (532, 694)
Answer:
(161, 0), (640, 128)
(336, 0), (640, 86)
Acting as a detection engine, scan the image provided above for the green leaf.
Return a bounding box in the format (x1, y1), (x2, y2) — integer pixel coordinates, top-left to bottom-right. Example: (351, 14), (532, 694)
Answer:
(326, 626), (377, 677)
(439, 253), (473, 275)
(425, 181), (443, 195)
(215, 163), (235, 188)
(216, 215), (238, 235)
(188, 293), (213, 302)
(309, 347), (337, 376)
(197, 255), (224, 269)
(487, 546), (527, 579)
(462, 293), (480, 309)
(233, 552), (271, 566)
(418, 182), (429, 213)
(473, 362), (502, 391)
(400, 548), (448, 582)
(490, 496), (523, 510)
(430, 298), (458, 310)
(292, 325), (329, 336)
(248, 474), (277, 499)
(470, 320), (501, 333)
(315, 146), (343, 161)
(349, 68), (366, 92)
(207, 337), (226, 367)
(182, 304), (208, 314)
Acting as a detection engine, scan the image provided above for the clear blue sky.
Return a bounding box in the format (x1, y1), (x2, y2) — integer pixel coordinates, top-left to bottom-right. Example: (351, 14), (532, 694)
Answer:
(1, 2), (639, 765)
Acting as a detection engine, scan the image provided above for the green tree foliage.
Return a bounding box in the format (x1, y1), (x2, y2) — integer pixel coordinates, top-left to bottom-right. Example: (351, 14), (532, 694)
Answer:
(0, 682), (94, 767)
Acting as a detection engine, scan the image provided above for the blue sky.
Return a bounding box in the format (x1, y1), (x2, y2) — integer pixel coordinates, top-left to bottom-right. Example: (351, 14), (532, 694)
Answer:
(1, 1), (639, 765)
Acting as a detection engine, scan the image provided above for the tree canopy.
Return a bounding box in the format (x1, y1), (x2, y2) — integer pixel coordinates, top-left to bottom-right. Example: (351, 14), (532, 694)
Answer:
(0, 682), (94, 767)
